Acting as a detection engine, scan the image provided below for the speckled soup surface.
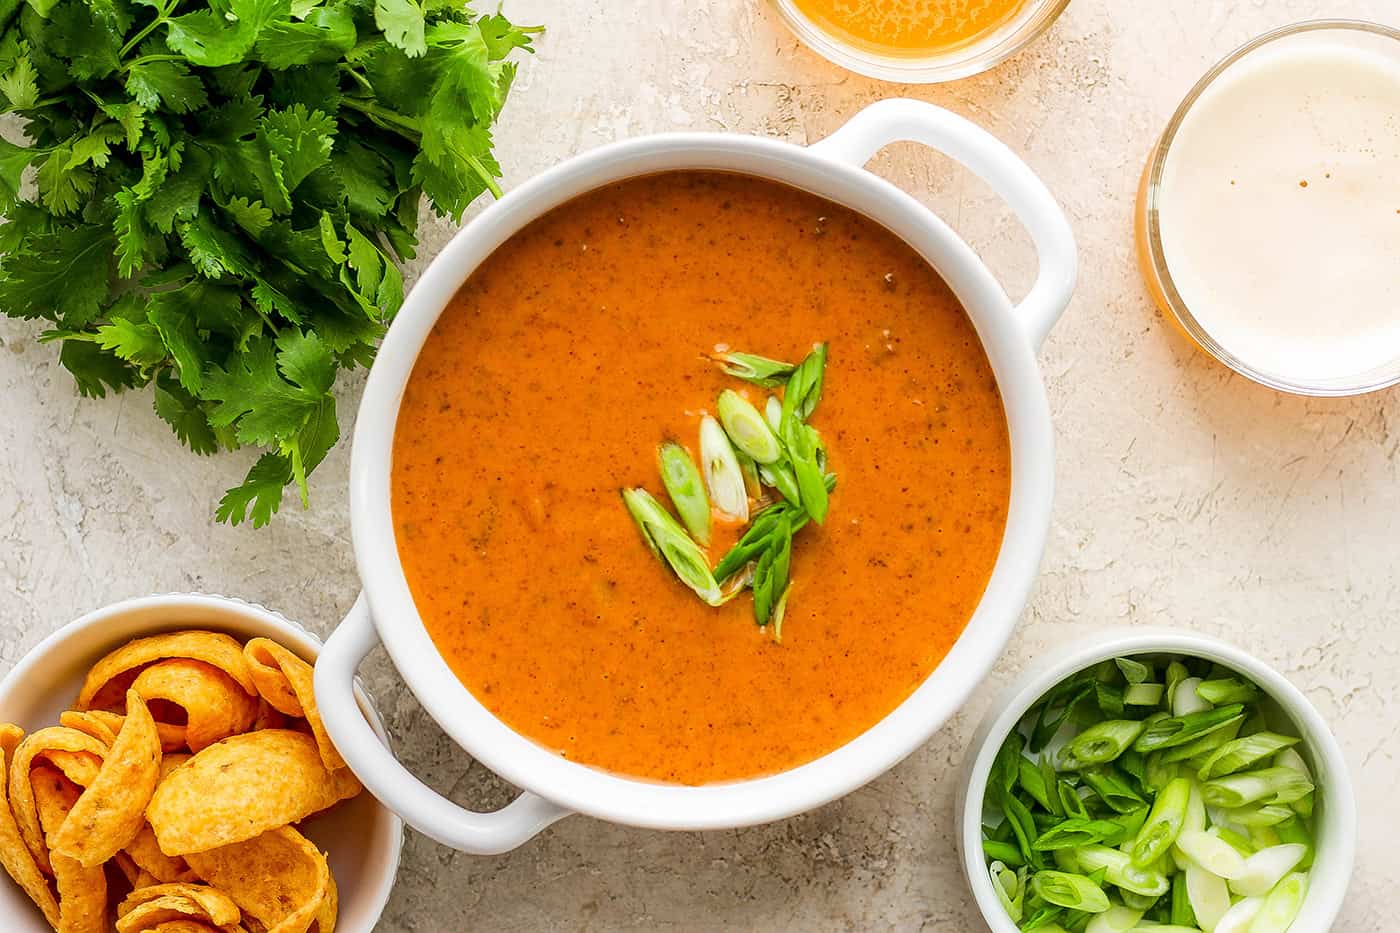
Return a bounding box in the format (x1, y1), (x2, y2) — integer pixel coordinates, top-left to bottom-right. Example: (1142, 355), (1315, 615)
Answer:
(2, 1), (1398, 929)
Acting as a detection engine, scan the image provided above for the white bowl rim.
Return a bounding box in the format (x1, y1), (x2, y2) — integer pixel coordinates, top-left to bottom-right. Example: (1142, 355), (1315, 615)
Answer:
(958, 627), (1358, 933)
(344, 102), (1073, 831)
(0, 592), (404, 933)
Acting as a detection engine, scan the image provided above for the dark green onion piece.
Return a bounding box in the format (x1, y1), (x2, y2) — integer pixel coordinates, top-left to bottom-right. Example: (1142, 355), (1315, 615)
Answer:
(752, 515), (793, 625)
(1123, 683), (1165, 706)
(1019, 757), (1055, 813)
(1030, 871), (1111, 913)
(1095, 682), (1125, 717)
(990, 730), (1025, 798)
(1030, 682), (1094, 752)
(1196, 677), (1260, 706)
(708, 350), (796, 388)
(620, 488), (722, 606)
(1000, 793), (1041, 868)
(758, 460), (802, 506)
(1275, 815), (1316, 870)
(1057, 719), (1147, 769)
(1129, 776), (1191, 868)
(779, 342), (827, 424)
(1201, 766), (1314, 808)
(1132, 704), (1246, 752)
(1081, 768), (1145, 814)
(1032, 818), (1131, 851)
(1020, 906), (1065, 931)
(1059, 781), (1089, 821)
(1197, 731), (1299, 780)
(1115, 657), (1152, 684)
(717, 389), (783, 464)
(1224, 803), (1295, 827)
(1160, 713), (1243, 764)
(1170, 871), (1197, 927)
(657, 442), (711, 546)
(983, 839), (1025, 868)
(783, 420), (829, 524)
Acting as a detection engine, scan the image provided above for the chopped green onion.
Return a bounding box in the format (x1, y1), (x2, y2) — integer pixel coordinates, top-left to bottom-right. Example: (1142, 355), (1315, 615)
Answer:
(1161, 714), (1244, 764)
(1226, 844), (1306, 897)
(1215, 826), (1256, 857)
(983, 840), (1025, 868)
(1116, 657), (1152, 684)
(770, 581), (792, 642)
(1074, 846), (1170, 898)
(1033, 818), (1135, 851)
(988, 860), (1025, 923)
(1214, 896), (1264, 933)
(1186, 861), (1233, 931)
(782, 420), (829, 524)
(1275, 748), (1315, 819)
(1173, 676), (1211, 716)
(717, 389), (783, 464)
(1130, 777), (1191, 868)
(1134, 704), (1246, 752)
(708, 350), (796, 388)
(1019, 757), (1056, 813)
(1143, 750), (1179, 791)
(764, 395), (782, 432)
(1202, 767), (1314, 809)
(751, 515), (792, 625)
(1117, 889), (1160, 912)
(1058, 720), (1147, 770)
(1223, 804), (1294, 828)
(1081, 768), (1145, 814)
(1084, 905), (1144, 933)
(1273, 816), (1315, 870)
(620, 489), (722, 606)
(1165, 661), (1190, 709)
(699, 415), (748, 522)
(1170, 871), (1197, 927)
(734, 449), (763, 499)
(1124, 683), (1165, 706)
(1196, 678), (1260, 706)
(1031, 871), (1111, 913)
(1174, 829), (1245, 878)
(656, 442), (711, 546)
(779, 342), (827, 423)
(758, 460), (802, 506)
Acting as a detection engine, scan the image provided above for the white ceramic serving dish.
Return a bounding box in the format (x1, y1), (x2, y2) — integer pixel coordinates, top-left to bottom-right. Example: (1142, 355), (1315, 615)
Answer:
(958, 628), (1357, 932)
(0, 593), (403, 933)
(315, 98), (1078, 854)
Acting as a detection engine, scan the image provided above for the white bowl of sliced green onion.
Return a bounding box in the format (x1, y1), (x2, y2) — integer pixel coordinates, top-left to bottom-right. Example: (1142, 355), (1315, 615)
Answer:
(959, 630), (1356, 933)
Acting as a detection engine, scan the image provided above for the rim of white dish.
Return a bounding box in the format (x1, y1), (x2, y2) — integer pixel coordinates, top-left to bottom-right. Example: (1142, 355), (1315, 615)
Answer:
(0, 593), (404, 933)
(960, 628), (1357, 933)
(349, 131), (1059, 829)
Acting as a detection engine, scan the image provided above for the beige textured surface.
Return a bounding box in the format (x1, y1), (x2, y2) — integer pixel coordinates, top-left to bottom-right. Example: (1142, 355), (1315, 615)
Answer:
(2, 1), (1397, 929)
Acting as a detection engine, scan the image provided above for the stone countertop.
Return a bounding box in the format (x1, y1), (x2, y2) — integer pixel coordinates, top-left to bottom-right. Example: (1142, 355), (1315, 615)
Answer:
(2, 0), (1397, 929)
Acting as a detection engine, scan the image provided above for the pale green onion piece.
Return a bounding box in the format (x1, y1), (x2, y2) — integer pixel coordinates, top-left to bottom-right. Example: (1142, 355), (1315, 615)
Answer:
(770, 581), (792, 643)
(1126, 926), (1208, 932)
(764, 395), (782, 432)
(1274, 748), (1315, 819)
(620, 489), (722, 606)
(1052, 847), (1081, 872)
(1273, 816), (1314, 871)
(1175, 829), (1245, 878)
(1145, 751), (1181, 791)
(1116, 657), (1152, 684)
(1074, 845), (1171, 897)
(1226, 844), (1307, 897)
(1202, 768), (1314, 809)
(1224, 804), (1294, 828)
(757, 460), (802, 506)
(782, 419), (829, 523)
(1162, 716), (1244, 764)
(1031, 871), (1111, 913)
(717, 389), (783, 464)
(1185, 780), (1207, 834)
(657, 442), (711, 546)
(1059, 720), (1148, 770)
(1166, 661), (1190, 709)
(988, 860), (1024, 923)
(1174, 677), (1211, 715)
(1196, 678), (1259, 706)
(1118, 889), (1161, 912)
(1136, 706), (1245, 753)
(1125, 683), (1165, 706)
(1214, 896), (1264, 933)
(1215, 826), (1257, 857)
(734, 449), (763, 500)
(1249, 871), (1307, 932)
(1249, 825), (1282, 850)
(709, 350), (796, 388)
(699, 415), (748, 522)
(1131, 777), (1192, 868)
(1086, 905), (1145, 933)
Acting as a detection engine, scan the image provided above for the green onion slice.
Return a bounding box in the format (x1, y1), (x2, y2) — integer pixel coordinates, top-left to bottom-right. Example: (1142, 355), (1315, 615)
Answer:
(717, 389), (783, 464)
(1198, 732), (1299, 781)
(1129, 777), (1191, 868)
(1196, 678), (1260, 706)
(779, 342), (827, 424)
(1115, 657), (1152, 684)
(1031, 871), (1111, 913)
(1133, 704), (1246, 752)
(656, 442), (711, 546)
(620, 489), (722, 606)
(782, 420), (829, 524)
(1202, 767), (1314, 809)
(708, 350), (796, 388)
(699, 415), (748, 522)
(1058, 719), (1147, 769)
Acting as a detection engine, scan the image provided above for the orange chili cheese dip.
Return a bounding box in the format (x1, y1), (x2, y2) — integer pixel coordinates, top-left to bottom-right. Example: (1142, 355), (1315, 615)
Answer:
(792, 0), (1028, 54)
(392, 172), (1010, 784)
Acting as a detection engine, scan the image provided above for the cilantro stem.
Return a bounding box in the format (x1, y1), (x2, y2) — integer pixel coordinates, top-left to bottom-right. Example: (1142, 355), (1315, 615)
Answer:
(120, 15), (172, 59)
(119, 54), (186, 74)
(466, 155), (504, 200)
(340, 98), (421, 135)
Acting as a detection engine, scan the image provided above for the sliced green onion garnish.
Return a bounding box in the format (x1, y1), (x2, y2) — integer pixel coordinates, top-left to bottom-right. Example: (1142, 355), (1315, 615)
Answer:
(1227, 844), (1307, 897)
(1084, 905), (1143, 933)
(1214, 896), (1264, 933)
(1165, 661), (1189, 709)
(1161, 713), (1244, 764)
(1081, 768), (1144, 814)
(983, 840), (1024, 868)
(1058, 720), (1147, 769)
(708, 350), (796, 388)
(1030, 871), (1111, 913)
(751, 515), (792, 625)
(699, 415), (748, 522)
(1174, 829), (1245, 877)
(1201, 733), (1298, 783)
(1134, 704), (1246, 752)
(1115, 657), (1152, 684)
(779, 342), (827, 424)
(988, 860), (1025, 923)
(1202, 767), (1314, 809)
(620, 488), (722, 606)
(1184, 861), (1231, 931)
(734, 449), (763, 499)
(1170, 870), (1197, 927)
(757, 460), (802, 505)
(764, 395), (782, 432)
(1130, 777), (1191, 868)
(1275, 747), (1315, 819)
(717, 389), (783, 464)
(1273, 815), (1315, 870)
(1073, 845), (1170, 898)
(656, 442), (711, 546)
(1032, 817), (1134, 851)
(1223, 803), (1294, 827)
(1173, 676), (1211, 715)
(782, 420), (828, 524)
(1196, 677), (1260, 706)
(1124, 683), (1165, 706)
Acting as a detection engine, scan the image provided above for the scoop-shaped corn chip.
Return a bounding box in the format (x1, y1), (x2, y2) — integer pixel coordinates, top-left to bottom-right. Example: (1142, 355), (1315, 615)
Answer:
(7, 726), (107, 873)
(126, 823), (198, 884)
(243, 639), (344, 771)
(38, 749), (103, 788)
(52, 689), (162, 867)
(183, 826), (331, 933)
(251, 700), (288, 733)
(146, 921), (229, 933)
(316, 868), (338, 933)
(58, 711), (118, 746)
(132, 660), (259, 753)
(114, 850), (161, 890)
(0, 724), (60, 927)
(32, 765), (107, 933)
(82, 709), (187, 752)
(116, 882), (243, 932)
(147, 730), (359, 856)
(78, 631), (256, 710)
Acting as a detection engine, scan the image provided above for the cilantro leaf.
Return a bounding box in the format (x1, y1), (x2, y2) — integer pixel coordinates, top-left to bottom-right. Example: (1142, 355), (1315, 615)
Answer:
(261, 103), (335, 190)
(59, 338), (140, 398)
(0, 224), (113, 322)
(216, 450), (292, 526)
(0, 48), (37, 108)
(153, 372), (219, 454)
(254, 7), (355, 69)
(165, 0), (289, 67)
(95, 317), (167, 366)
(0, 136), (34, 209)
(125, 60), (208, 113)
(374, 0), (425, 57)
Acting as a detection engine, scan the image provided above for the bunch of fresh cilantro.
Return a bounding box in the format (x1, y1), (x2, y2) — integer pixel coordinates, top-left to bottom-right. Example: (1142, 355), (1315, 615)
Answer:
(0, 0), (536, 525)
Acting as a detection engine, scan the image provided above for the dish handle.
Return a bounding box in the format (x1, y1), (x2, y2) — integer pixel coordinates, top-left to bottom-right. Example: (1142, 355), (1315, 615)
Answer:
(314, 593), (572, 854)
(809, 98), (1077, 352)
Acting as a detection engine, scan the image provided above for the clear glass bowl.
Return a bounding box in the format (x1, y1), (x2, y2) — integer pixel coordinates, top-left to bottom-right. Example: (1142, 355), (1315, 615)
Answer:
(1135, 20), (1400, 397)
(769, 0), (1071, 84)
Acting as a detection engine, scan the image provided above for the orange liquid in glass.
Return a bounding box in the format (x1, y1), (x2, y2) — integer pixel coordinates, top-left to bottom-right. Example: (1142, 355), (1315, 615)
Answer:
(792, 0), (1029, 53)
